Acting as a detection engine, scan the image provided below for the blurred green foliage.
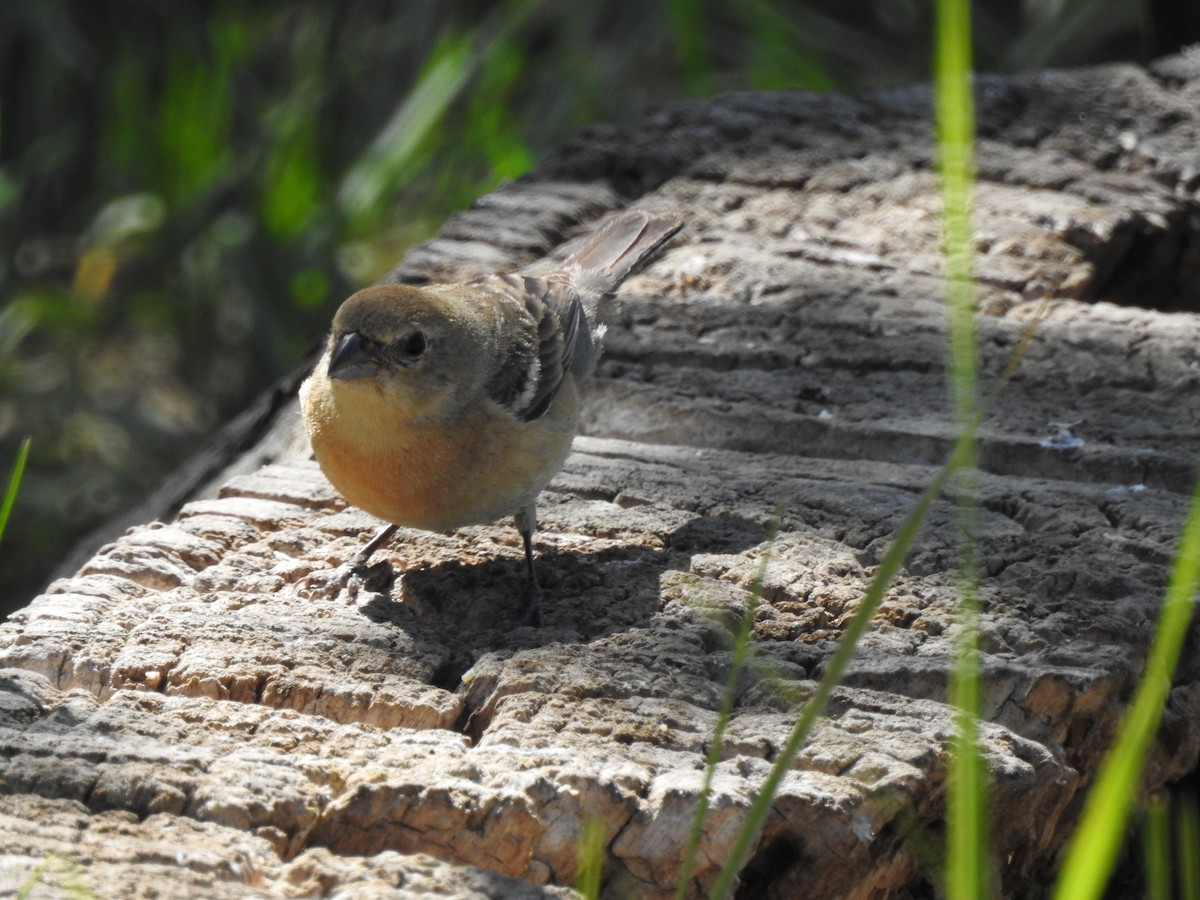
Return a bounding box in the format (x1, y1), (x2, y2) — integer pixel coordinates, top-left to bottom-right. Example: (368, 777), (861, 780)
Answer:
(0, 0), (1178, 611)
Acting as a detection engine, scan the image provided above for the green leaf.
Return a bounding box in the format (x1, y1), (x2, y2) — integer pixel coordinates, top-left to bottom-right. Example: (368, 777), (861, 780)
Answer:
(338, 31), (476, 224)
(0, 437), (31, 547)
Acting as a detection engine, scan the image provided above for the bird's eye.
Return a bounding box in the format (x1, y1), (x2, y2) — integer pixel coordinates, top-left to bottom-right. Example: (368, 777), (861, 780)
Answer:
(400, 331), (426, 358)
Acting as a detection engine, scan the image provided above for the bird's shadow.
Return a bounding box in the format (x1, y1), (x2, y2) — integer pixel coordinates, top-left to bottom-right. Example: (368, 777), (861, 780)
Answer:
(356, 512), (772, 655)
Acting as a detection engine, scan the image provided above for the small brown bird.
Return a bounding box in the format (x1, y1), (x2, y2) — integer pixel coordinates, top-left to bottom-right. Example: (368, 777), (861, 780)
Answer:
(300, 211), (682, 624)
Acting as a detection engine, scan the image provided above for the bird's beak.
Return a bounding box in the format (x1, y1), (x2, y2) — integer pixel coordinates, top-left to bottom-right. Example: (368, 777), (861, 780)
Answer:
(328, 331), (376, 381)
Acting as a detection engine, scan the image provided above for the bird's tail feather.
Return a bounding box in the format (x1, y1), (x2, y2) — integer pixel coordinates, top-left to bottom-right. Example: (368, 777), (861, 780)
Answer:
(559, 212), (683, 295)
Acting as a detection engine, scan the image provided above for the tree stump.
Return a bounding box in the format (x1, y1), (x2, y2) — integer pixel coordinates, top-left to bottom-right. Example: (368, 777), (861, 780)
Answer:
(4, 50), (1200, 898)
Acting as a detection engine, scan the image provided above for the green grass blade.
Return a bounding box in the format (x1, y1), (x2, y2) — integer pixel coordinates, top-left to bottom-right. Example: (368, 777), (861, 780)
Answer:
(738, 0), (834, 91)
(1142, 792), (1170, 900)
(0, 437), (31, 547)
(676, 533), (775, 899)
(337, 30), (475, 223)
(1052, 477), (1200, 899)
(1179, 793), (1200, 900)
(935, 0), (975, 423)
(708, 439), (973, 899)
(947, 570), (989, 898)
(705, 0), (1051, 874)
(704, 289), (1046, 897)
(667, 0), (713, 95)
(16, 854), (93, 900)
(934, 0), (991, 896)
(574, 816), (606, 900)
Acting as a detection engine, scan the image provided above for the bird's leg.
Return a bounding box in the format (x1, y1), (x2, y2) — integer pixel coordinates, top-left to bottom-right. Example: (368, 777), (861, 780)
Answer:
(354, 523), (399, 569)
(513, 504), (544, 627)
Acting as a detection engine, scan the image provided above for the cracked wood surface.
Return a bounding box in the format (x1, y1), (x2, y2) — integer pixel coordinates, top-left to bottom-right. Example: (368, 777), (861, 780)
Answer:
(4, 51), (1200, 898)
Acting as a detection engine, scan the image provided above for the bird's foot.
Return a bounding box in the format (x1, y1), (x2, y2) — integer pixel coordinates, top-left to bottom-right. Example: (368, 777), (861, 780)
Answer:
(296, 557), (395, 601)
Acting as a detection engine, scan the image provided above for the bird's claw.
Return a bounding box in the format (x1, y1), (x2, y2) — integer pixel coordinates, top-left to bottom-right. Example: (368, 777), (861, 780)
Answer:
(296, 558), (394, 601)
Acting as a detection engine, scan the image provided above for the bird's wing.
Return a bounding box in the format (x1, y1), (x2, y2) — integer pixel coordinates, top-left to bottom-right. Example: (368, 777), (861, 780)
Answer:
(466, 212), (681, 422)
(470, 273), (591, 422)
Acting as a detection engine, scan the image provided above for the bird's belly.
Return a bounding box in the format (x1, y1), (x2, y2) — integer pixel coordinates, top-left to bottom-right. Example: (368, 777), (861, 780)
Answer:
(307, 387), (578, 532)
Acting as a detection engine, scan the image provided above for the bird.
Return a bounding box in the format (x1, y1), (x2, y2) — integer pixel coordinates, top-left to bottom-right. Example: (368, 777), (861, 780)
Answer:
(299, 210), (683, 625)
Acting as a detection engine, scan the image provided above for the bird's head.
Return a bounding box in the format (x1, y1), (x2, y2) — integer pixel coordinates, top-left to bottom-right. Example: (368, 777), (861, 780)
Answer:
(323, 284), (484, 421)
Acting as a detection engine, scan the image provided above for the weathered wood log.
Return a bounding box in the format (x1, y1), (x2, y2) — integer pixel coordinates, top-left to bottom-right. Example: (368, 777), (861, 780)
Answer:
(4, 50), (1200, 897)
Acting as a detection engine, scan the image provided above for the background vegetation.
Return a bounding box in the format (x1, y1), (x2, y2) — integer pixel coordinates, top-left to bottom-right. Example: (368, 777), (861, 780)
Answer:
(0, 0), (1194, 609)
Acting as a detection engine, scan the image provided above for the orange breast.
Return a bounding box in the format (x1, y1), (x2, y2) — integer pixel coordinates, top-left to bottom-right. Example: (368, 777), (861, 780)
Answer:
(303, 372), (579, 531)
